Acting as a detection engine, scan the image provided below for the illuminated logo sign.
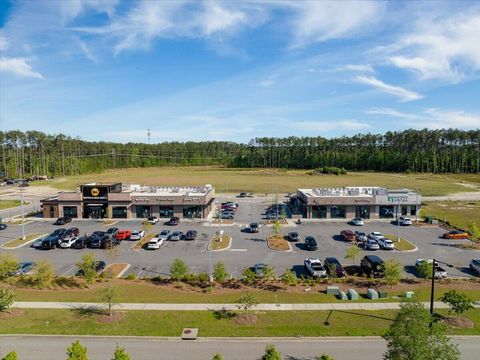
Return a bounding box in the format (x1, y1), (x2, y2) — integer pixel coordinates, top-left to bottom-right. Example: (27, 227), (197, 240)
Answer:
(91, 188), (100, 197)
(387, 196), (408, 203)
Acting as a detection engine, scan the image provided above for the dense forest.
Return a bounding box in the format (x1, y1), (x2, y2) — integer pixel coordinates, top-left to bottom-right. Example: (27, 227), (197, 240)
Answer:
(1, 129), (479, 178)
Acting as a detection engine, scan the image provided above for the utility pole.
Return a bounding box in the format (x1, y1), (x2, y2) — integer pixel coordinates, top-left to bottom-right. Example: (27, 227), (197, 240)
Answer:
(415, 188), (419, 223)
(430, 258), (435, 318)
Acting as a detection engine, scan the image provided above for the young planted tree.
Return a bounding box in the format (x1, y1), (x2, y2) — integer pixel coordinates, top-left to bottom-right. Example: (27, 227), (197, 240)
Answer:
(383, 300), (460, 360)
(280, 268), (297, 286)
(111, 345), (130, 360)
(170, 258), (189, 281)
(317, 355), (334, 360)
(262, 265), (276, 281)
(0, 254), (18, 280)
(66, 340), (89, 360)
(383, 259), (403, 286)
(416, 261), (434, 279)
(213, 261), (228, 283)
(32, 260), (54, 288)
(261, 344), (282, 360)
(344, 245), (361, 265)
(441, 290), (474, 319)
(1, 351), (18, 360)
(0, 288), (15, 312)
(102, 283), (118, 317)
(76, 253), (98, 285)
(241, 267), (257, 286)
(271, 220), (282, 236)
(236, 293), (260, 312)
(211, 353), (223, 360)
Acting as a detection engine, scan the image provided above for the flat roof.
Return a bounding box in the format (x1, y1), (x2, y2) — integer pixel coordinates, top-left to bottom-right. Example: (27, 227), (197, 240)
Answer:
(298, 187), (417, 197)
(127, 184), (213, 197)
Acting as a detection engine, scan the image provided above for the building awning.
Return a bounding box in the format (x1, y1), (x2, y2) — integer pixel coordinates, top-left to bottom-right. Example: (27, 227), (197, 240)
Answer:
(85, 204), (105, 207)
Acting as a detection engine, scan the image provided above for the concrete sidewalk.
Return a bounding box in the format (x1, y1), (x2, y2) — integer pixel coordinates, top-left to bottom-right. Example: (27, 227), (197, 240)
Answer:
(13, 301), (474, 311)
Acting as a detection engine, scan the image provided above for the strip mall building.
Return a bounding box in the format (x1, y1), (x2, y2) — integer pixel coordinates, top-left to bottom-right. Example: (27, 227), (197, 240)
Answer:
(296, 187), (421, 220)
(41, 183), (215, 219)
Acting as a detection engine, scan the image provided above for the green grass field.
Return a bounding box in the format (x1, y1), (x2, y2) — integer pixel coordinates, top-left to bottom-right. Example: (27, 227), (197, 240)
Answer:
(0, 200), (21, 210)
(1, 308), (479, 336)
(33, 166), (479, 196)
(421, 201), (480, 231)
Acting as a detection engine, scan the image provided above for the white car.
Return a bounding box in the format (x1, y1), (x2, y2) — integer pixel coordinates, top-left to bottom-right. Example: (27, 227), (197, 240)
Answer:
(368, 232), (384, 241)
(363, 239), (380, 251)
(398, 217), (413, 226)
(59, 237), (78, 248)
(147, 216), (159, 224)
(304, 258), (327, 278)
(157, 229), (171, 241)
(130, 230), (145, 240)
(377, 237), (395, 250)
(170, 231), (184, 241)
(147, 236), (164, 250)
(351, 218), (364, 226)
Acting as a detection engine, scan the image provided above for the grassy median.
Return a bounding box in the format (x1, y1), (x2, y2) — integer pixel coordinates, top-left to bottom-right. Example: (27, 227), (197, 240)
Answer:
(0, 200), (21, 210)
(209, 234), (231, 251)
(1, 308), (479, 336)
(384, 235), (417, 251)
(1, 233), (44, 248)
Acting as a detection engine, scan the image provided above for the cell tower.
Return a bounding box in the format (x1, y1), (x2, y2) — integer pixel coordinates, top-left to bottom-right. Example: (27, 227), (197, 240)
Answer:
(147, 128), (151, 144)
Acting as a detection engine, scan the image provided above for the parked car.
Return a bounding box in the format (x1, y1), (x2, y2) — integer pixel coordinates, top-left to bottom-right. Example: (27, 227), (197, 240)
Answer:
(287, 232), (299, 242)
(221, 213), (234, 220)
(76, 261), (106, 276)
(53, 217), (72, 225)
(266, 212), (280, 220)
(351, 218), (364, 226)
(103, 237), (120, 249)
(415, 259), (448, 278)
(9, 262), (36, 276)
(157, 229), (171, 241)
(304, 258), (327, 277)
(304, 236), (318, 251)
(355, 231), (368, 242)
(130, 230), (145, 241)
(147, 216), (159, 224)
(59, 237), (78, 248)
(368, 232), (384, 241)
(443, 230), (469, 239)
(244, 223), (259, 233)
(184, 230), (197, 240)
(469, 259), (480, 275)
(397, 216), (413, 226)
(341, 230), (356, 242)
(239, 192), (247, 197)
(115, 230), (132, 240)
(223, 202), (238, 208)
(165, 217), (180, 226)
(51, 228), (67, 238)
(31, 238), (45, 248)
(362, 239), (380, 251)
(90, 235), (106, 249)
(72, 236), (91, 249)
(64, 227), (80, 238)
(147, 236), (164, 250)
(0, 224), (7, 230)
(377, 237), (395, 250)
(360, 255), (385, 277)
(170, 231), (184, 241)
(253, 263), (268, 277)
(40, 236), (59, 250)
(324, 257), (347, 277)
(105, 227), (119, 238)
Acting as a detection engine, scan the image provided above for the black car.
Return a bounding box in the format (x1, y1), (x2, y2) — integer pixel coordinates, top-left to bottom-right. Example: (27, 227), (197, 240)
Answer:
(304, 236), (318, 251)
(324, 257), (347, 277)
(54, 217), (72, 225)
(165, 216), (180, 226)
(51, 228), (67, 238)
(40, 236), (59, 250)
(72, 236), (91, 249)
(76, 261), (106, 276)
(103, 237), (120, 249)
(0, 224), (7, 230)
(287, 232), (299, 242)
(184, 230), (197, 241)
(64, 227), (80, 238)
(90, 235), (106, 249)
(360, 255), (385, 278)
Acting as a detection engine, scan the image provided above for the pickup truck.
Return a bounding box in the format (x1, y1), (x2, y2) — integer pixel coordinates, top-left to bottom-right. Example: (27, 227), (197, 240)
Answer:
(415, 259), (448, 279)
(304, 258), (327, 278)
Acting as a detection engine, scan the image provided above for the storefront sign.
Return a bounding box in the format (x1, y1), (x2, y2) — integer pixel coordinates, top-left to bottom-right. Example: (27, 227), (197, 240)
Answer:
(387, 195), (408, 203)
(82, 185), (108, 200)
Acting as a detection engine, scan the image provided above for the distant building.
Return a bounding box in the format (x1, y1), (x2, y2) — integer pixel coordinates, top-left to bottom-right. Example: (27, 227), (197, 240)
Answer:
(296, 187), (421, 220)
(41, 182), (215, 219)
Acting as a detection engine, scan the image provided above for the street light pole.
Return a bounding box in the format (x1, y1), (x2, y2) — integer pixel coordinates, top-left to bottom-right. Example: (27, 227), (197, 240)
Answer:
(208, 220), (212, 282)
(20, 187), (25, 240)
(396, 205), (400, 241)
(430, 258), (436, 317)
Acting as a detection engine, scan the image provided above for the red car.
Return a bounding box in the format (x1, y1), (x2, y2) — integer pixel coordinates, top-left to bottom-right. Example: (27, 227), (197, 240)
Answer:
(341, 230), (356, 242)
(115, 230), (132, 240)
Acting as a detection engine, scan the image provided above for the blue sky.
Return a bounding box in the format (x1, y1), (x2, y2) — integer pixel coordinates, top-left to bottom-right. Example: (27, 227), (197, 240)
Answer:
(0, 0), (479, 143)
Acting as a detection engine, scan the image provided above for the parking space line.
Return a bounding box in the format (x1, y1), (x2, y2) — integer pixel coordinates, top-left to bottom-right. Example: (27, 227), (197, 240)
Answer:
(229, 248), (247, 252)
(61, 265), (77, 276)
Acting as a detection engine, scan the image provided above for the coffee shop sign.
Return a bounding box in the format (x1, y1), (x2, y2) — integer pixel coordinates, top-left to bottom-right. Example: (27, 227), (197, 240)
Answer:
(387, 195), (408, 203)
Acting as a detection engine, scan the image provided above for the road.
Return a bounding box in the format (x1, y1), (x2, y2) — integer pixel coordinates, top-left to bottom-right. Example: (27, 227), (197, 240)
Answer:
(0, 335), (478, 360)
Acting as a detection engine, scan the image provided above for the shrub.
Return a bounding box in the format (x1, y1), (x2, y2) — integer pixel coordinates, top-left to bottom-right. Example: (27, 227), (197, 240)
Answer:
(441, 290), (474, 318)
(124, 273), (136, 280)
(383, 259), (403, 286)
(197, 272), (210, 285)
(416, 261), (434, 279)
(241, 267), (257, 286)
(280, 268), (297, 286)
(261, 344), (282, 360)
(211, 354), (223, 360)
(236, 293), (260, 311)
(112, 345), (130, 360)
(66, 340), (89, 360)
(213, 262), (228, 283)
(75, 253), (98, 285)
(0, 254), (18, 280)
(0, 288), (15, 312)
(32, 260), (54, 288)
(170, 258), (189, 280)
(2, 351), (18, 360)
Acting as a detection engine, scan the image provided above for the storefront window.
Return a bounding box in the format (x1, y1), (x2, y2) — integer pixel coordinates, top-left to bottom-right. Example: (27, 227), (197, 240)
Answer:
(63, 206), (78, 218)
(159, 206), (174, 218)
(379, 205), (395, 219)
(330, 205), (346, 219)
(183, 206), (202, 218)
(312, 206), (327, 219)
(401, 206), (408, 216)
(355, 206), (370, 219)
(112, 207), (127, 219)
(410, 206), (417, 216)
(135, 205), (151, 218)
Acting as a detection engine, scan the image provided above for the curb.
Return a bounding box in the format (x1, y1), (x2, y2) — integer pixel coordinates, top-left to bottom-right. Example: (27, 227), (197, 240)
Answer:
(207, 236), (232, 252)
(0, 233), (48, 250)
(266, 236), (292, 253)
(116, 264), (132, 278)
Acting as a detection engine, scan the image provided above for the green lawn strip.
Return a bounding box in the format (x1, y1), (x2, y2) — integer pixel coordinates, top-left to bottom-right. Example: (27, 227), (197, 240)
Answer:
(1, 308), (479, 336)
(1, 233), (44, 248)
(9, 281), (480, 303)
(131, 234), (155, 250)
(208, 234), (231, 251)
(34, 167), (476, 196)
(384, 234), (417, 251)
(421, 201), (480, 232)
(0, 200), (21, 210)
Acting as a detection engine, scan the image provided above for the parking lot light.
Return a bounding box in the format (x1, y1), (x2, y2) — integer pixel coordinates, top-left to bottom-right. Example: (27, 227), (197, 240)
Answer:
(20, 187), (26, 240)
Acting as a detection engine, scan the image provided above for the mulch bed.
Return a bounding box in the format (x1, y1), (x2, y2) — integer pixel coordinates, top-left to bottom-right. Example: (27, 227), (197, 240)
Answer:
(267, 235), (290, 251)
(442, 316), (475, 328)
(233, 313), (257, 325)
(0, 309), (25, 319)
(96, 311), (125, 323)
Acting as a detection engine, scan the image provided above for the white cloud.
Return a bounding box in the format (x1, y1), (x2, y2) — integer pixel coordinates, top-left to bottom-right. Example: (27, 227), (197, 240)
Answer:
(58, 0), (119, 23)
(199, 2), (248, 36)
(294, 119), (371, 132)
(78, 40), (98, 63)
(381, 10), (480, 82)
(367, 107), (480, 129)
(0, 57), (44, 79)
(354, 75), (422, 102)
(0, 34), (8, 51)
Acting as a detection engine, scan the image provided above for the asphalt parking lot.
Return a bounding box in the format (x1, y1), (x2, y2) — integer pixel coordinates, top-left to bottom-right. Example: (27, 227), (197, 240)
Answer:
(0, 196), (478, 279)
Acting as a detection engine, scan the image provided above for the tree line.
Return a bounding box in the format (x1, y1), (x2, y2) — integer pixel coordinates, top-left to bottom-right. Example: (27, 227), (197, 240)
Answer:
(1, 128), (479, 177)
